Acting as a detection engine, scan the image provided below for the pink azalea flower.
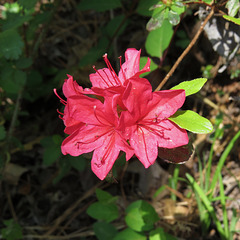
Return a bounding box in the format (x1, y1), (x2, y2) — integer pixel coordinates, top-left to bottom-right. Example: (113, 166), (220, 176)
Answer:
(121, 77), (189, 168)
(90, 48), (151, 89)
(61, 94), (134, 180)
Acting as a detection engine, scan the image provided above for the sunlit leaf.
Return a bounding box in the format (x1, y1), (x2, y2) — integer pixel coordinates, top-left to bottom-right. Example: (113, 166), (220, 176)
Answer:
(223, 15), (240, 25)
(169, 110), (213, 134)
(168, 10), (180, 25)
(139, 56), (158, 77)
(226, 0), (240, 17)
(147, 10), (165, 31)
(171, 78), (207, 96)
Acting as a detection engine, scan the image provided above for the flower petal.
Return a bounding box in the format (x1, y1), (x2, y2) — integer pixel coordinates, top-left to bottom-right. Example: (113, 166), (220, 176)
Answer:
(118, 48), (142, 81)
(90, 68), (120, 88)
(129, 125), (158, 168)
(143, 89), (186, 120)
(62, 75), (84, 97)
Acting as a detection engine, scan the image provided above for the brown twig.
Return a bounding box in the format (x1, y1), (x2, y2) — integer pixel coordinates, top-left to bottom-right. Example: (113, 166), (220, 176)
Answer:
(44, 181), (104, 236)
(154, 8), (214, 91)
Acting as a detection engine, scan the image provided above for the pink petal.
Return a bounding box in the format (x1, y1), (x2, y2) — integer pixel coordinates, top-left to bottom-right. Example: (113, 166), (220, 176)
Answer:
(128, 125), (158, 168)
(67, 95), (112, 126)
(143, 90), (186, 120)
(122, 77), (153, 119)
(62, 75), (84, 98)
(61, 125), (113, 156)
(156, 120), (189, 148)
(90, 68), (121, 88)
(118, 49), (141, 81)
(91, 131), (134, 180)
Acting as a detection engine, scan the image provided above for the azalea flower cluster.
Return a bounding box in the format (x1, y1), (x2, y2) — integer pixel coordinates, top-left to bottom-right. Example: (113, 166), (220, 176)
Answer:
(55, 49), (188, 180)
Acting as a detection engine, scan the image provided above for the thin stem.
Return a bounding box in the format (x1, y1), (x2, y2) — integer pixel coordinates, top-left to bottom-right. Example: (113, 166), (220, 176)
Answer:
(154, 8), (214, 91)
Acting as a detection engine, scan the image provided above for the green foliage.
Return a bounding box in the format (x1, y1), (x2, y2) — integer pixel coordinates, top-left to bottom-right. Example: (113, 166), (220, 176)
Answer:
(146, 0), (185, 31)
(113, 228), (147, 240)
(139, 56), (158, 77)
(169, 110), (213, 134)
(136, 0), (159, 16)
(226, 0), (240, 17)
(149, 227), (177, 240)
(0, 29), (24, 60)
(87, 190), (119, 223)
(93, 221), (118, 240)
(171, 78), (207, 96)
(1, 219), (23, 240)
(223, 15), (240, 25)
(145, 19), (173, 58)
(78, 0), (122, 12)
(0, 125), (6, 141)
(125, 200), (159, 232)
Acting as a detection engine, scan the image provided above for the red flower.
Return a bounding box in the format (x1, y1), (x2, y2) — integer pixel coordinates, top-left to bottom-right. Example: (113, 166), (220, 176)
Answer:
(61, 94), (134, 180)
(121, 77), (188, 168)
(90, 48), (151, 88)
(55, 49), (189, 180)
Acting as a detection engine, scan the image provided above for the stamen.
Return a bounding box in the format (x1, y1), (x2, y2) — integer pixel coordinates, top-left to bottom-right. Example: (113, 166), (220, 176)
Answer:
(103, 54), (121, 85)
(119, 56), (127, 82)
(57, 109), (64, 115)
(93, 66), (110, 87)
(54, 89), (67, 105)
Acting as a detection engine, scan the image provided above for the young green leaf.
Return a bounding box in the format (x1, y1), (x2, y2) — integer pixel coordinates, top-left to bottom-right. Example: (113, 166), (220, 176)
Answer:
(171, 78), (207, 96)
(169, 110), (213, 134)
(168, 10), (180, 25)
(125, 200), (159, 232)
(145, 19), (173, 58)
(223, 15), (240, 25)
(113, 228), (147, 240)
(226, 0), (240, 17)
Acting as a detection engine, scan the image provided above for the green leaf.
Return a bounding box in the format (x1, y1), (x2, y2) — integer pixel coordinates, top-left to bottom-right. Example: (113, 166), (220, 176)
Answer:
(0, 67), (26, 94)
(0, 29), (24, 60)
(149, 227), (177, 240)
(87, 202), (119, 223)
(168, 10), (180, 25)
(2, 13), (32, 31)
(0, 125), (6, 141)
(125, 200), (159, 232)
(139, 57), (158, 77)
(96, 188), (114, 202)
(223, 15), (240, 25)
(68, 155), (86, 171)
(146, 10), (165, 31)
(78, 0), (121, 12)
(104, 15), (128, 38)
(93, 221), (117, 240)
(79, 37), (108, 67)
(18, 0), (39, 10)
(226, 0), (240, 17)
(41, 135), (62, 166)
(145, 19), (173, 58)
(136, 0), (159, 16)
(113, 228), (147, 240)
(171, 78), (207, 96)
(1, 219), (23, 240)
(169, 110), (213, 134)
(53, 158), (71, 184)
(16, 57), (33, 69)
